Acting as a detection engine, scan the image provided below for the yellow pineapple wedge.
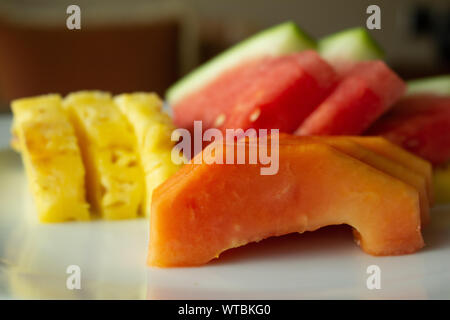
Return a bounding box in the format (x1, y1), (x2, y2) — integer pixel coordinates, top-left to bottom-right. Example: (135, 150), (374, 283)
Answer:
(114, 93), (183, 216)
(63, 91), (143, 220)
(10, 117), (21, 152)
(11, 94), (90, 222)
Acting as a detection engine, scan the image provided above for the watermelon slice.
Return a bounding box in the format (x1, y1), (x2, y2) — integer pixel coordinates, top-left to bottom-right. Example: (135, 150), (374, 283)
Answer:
(167, 21), (316, 107)
(366, 94), (450, 167)
(404, 75), (450, 203)
(173, 56), (272, 133)
(407, 75), (450, 96)
(296, 61), (406, 136)
(319, 27), (384, 74)
(173, 51), (336, 134)
(218, 51), (337, 133)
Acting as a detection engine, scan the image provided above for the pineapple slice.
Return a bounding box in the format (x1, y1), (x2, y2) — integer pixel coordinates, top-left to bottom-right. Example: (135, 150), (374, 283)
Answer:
(114, 93), (183, 216)
(11, 94), (90, 222)
(63, 91), (143, 220)
(10, 117), (21, 152)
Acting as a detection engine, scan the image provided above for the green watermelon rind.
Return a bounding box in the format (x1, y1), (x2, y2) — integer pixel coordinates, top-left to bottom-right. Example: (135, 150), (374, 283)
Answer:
(319, 27), (384, 63)
(407, 75), (450, 96)
(166, 21), (316, 105)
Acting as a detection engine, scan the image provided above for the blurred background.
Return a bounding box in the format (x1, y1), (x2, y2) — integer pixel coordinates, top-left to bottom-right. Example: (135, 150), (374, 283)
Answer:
(0, 0), (448, 112)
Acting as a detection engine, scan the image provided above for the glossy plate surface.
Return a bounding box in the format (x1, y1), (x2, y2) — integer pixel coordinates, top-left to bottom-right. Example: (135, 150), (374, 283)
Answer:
(0, 147), (450, 299)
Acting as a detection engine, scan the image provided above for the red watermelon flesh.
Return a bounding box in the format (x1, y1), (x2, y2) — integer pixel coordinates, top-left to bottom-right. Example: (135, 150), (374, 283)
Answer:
(173, 51), (337, 134)
(366, 94), (450, 166)
(219, 50), (337, 133)
(173, 57), (272, 133)
(296, 61), (406, 136)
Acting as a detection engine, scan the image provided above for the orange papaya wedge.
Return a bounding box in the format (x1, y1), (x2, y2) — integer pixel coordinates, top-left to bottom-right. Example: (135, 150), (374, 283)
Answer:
(148, 135), (424, 267)
(316, 137), (430, 225)
(348, 136), (434, 204)
(264, 133), (432, 210)
(256, 134), (430, 225)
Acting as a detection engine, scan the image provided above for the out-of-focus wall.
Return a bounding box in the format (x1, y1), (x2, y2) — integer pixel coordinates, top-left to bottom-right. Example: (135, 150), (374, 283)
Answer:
(0, 0), (448, 110)
(188, 0), (450, 77)
(0, 0), (199, 108)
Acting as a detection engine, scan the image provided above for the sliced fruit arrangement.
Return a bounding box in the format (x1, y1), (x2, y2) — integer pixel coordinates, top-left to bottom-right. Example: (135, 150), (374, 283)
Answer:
(143, 21), (449, 267)
(11, 95), (90, 222)
(168, 21), (448, 206)
(10, 20), (447, 270)
(148, 134), (426, 267)
(168, 24), (385, 136)
(11, 91), (180, 222)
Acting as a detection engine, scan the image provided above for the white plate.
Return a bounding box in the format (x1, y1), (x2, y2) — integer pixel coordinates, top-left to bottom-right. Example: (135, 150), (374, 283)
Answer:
(1, 148), (450, 300)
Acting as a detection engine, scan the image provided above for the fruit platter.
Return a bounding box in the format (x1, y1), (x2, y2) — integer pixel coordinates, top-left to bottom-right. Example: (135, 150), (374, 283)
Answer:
(1, 21), (450, 299)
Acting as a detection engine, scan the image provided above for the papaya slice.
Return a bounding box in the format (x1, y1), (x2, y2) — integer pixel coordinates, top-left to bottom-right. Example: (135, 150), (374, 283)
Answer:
(315, 137), (430, 225)
(260, 134), (430, 225)
(347, 136), (433, 204)
(148, 135), (423, 267)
